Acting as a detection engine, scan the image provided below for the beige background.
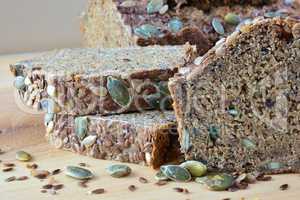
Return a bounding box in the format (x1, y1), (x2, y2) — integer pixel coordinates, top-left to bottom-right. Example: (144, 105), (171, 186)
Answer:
(0, 0), (86, 54)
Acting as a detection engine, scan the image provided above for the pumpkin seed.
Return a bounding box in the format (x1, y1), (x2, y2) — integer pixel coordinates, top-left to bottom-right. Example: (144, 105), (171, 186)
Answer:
(47, 85), (56, 97)
(106, 164), (132, 178)
(81, 135), (97, 147)
(168, 18), (183, 33)
(224, 13), (240, 25)
(44, 113), (54, 125)
(75, 117), (88, 140)
(204, 173), (234, 191)
(212, 18), (225, 35)
(179, 160), (207, 177)
(208, 125), (220, 142)
(14, 76), (26, 90)
(155, 170), (169, 181)
(159, 4), (169, 15)
(228, 108), (238, 117)
(16, 151), (32, 162)
(40, 99), (60, 114)
(65, 166), (93, 180)
(160, 165), (191, 182)
(147, 0), (164, 14)
(266, 162), (283, 170)
(242, 138), (256, 150)
(107, 76), (131, 107)
(134, 24), (160, 39)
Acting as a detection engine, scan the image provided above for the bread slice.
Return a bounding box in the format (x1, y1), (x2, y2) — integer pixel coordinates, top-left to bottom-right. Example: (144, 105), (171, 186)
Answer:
(80, 0), (299, 55)
(169, 17), (300, 174)
(10, 45), (195, 116)
(45, 110), (180, 169)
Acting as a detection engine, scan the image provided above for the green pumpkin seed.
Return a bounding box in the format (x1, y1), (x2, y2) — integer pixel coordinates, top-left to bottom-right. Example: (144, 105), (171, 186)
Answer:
(208, 125), (220, 142)
(134, 24), (160, 39)
(242, 138), (256, 150)
(65, 166), (93, 180)
(212, 18), (225, 35)
(179, 160), (207, 177)
(160, 165), (191, 182)
(106, 164), (132, 178)
(81, 135), (97, 147)
(16, 151), (32, 162)
(155, 170), (169, 181)
(168, 18), (183, 33)
(147, 0), (164, 14)
(107, 76), (131, 107)
(75, 117), (88, 140)
(266, 162), (284, 170)
(47, 85), (56, 97)
(204, 173), (234, 191)
(14, 76), (26, 90)
(224, 13), (240, 25)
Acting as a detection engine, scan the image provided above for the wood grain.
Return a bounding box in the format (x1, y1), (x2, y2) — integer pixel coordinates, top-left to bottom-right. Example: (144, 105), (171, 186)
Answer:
(1, 53), (300, 200)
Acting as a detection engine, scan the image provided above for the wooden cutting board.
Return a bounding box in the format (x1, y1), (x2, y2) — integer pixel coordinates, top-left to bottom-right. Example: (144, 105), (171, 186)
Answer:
(0, 53), (300, 200)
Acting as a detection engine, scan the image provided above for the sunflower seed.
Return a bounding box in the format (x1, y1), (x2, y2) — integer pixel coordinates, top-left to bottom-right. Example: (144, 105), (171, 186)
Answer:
(120, 0), (137, 8)
(134, 24), (160, 39)
(106, 164), (132, 178)
(212, 18), (225, 35)
(16, 150), (32, 162)
(159, 4), (169, 15)
(160, 165), (191, 182)
(47, 85), (56, 97)
(242, 138), (256, 150)
(81, 135), (97, 147)
(179, 160), (207, 177)
(65, 166), (93, 180)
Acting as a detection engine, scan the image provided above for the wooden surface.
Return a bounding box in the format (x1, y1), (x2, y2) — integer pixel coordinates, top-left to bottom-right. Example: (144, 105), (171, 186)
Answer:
(1, 53), (300, 200)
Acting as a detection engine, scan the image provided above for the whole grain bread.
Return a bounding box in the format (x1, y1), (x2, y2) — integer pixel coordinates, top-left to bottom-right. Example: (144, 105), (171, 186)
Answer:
(80, 0), (300, 55)
(10, 45), (195, 115)
(169, 17), (300, 173)
(46, 111), (181, 169)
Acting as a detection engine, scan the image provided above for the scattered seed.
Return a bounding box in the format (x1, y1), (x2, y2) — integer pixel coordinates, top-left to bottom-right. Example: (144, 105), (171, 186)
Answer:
(31, 170), (50, 179)
(280, 184), (289, 190)
(65, 166), (93, 180)
(204, 173), (234, 191)
(128, 185), (137, 192)
(3, 163), (15, 167)
(2, 167), (13, 172)
(16, 150), (32, 162)
(16, 176), (28, 181)
(79, 180), (89, 188)
(26, 163), (38, 169)
(106, 164), (132, 178)
(222, 198), (231, 200)
(74, 117), (88, 140)
(5, 176), (16, 182)
(53, 184), (64, 190)
(212, 18), (225, 35)
(173, 187), (184, 193)
(40, 190), (47, 193)
(155, 180), (168, 186)
(139, 177), (149, 184)
(89, 188), (105, 195)
(42, 184), (53, 189)
(52, 169), (61, 175)
(257, 175), (272, 181)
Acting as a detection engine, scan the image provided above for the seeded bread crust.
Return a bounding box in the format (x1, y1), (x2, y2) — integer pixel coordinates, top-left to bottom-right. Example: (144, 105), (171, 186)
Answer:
(169, 18), (300, 173)
(81, 0), (300, 55)
(45, 111), (180, 169)
(10, 45), (195, 116)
